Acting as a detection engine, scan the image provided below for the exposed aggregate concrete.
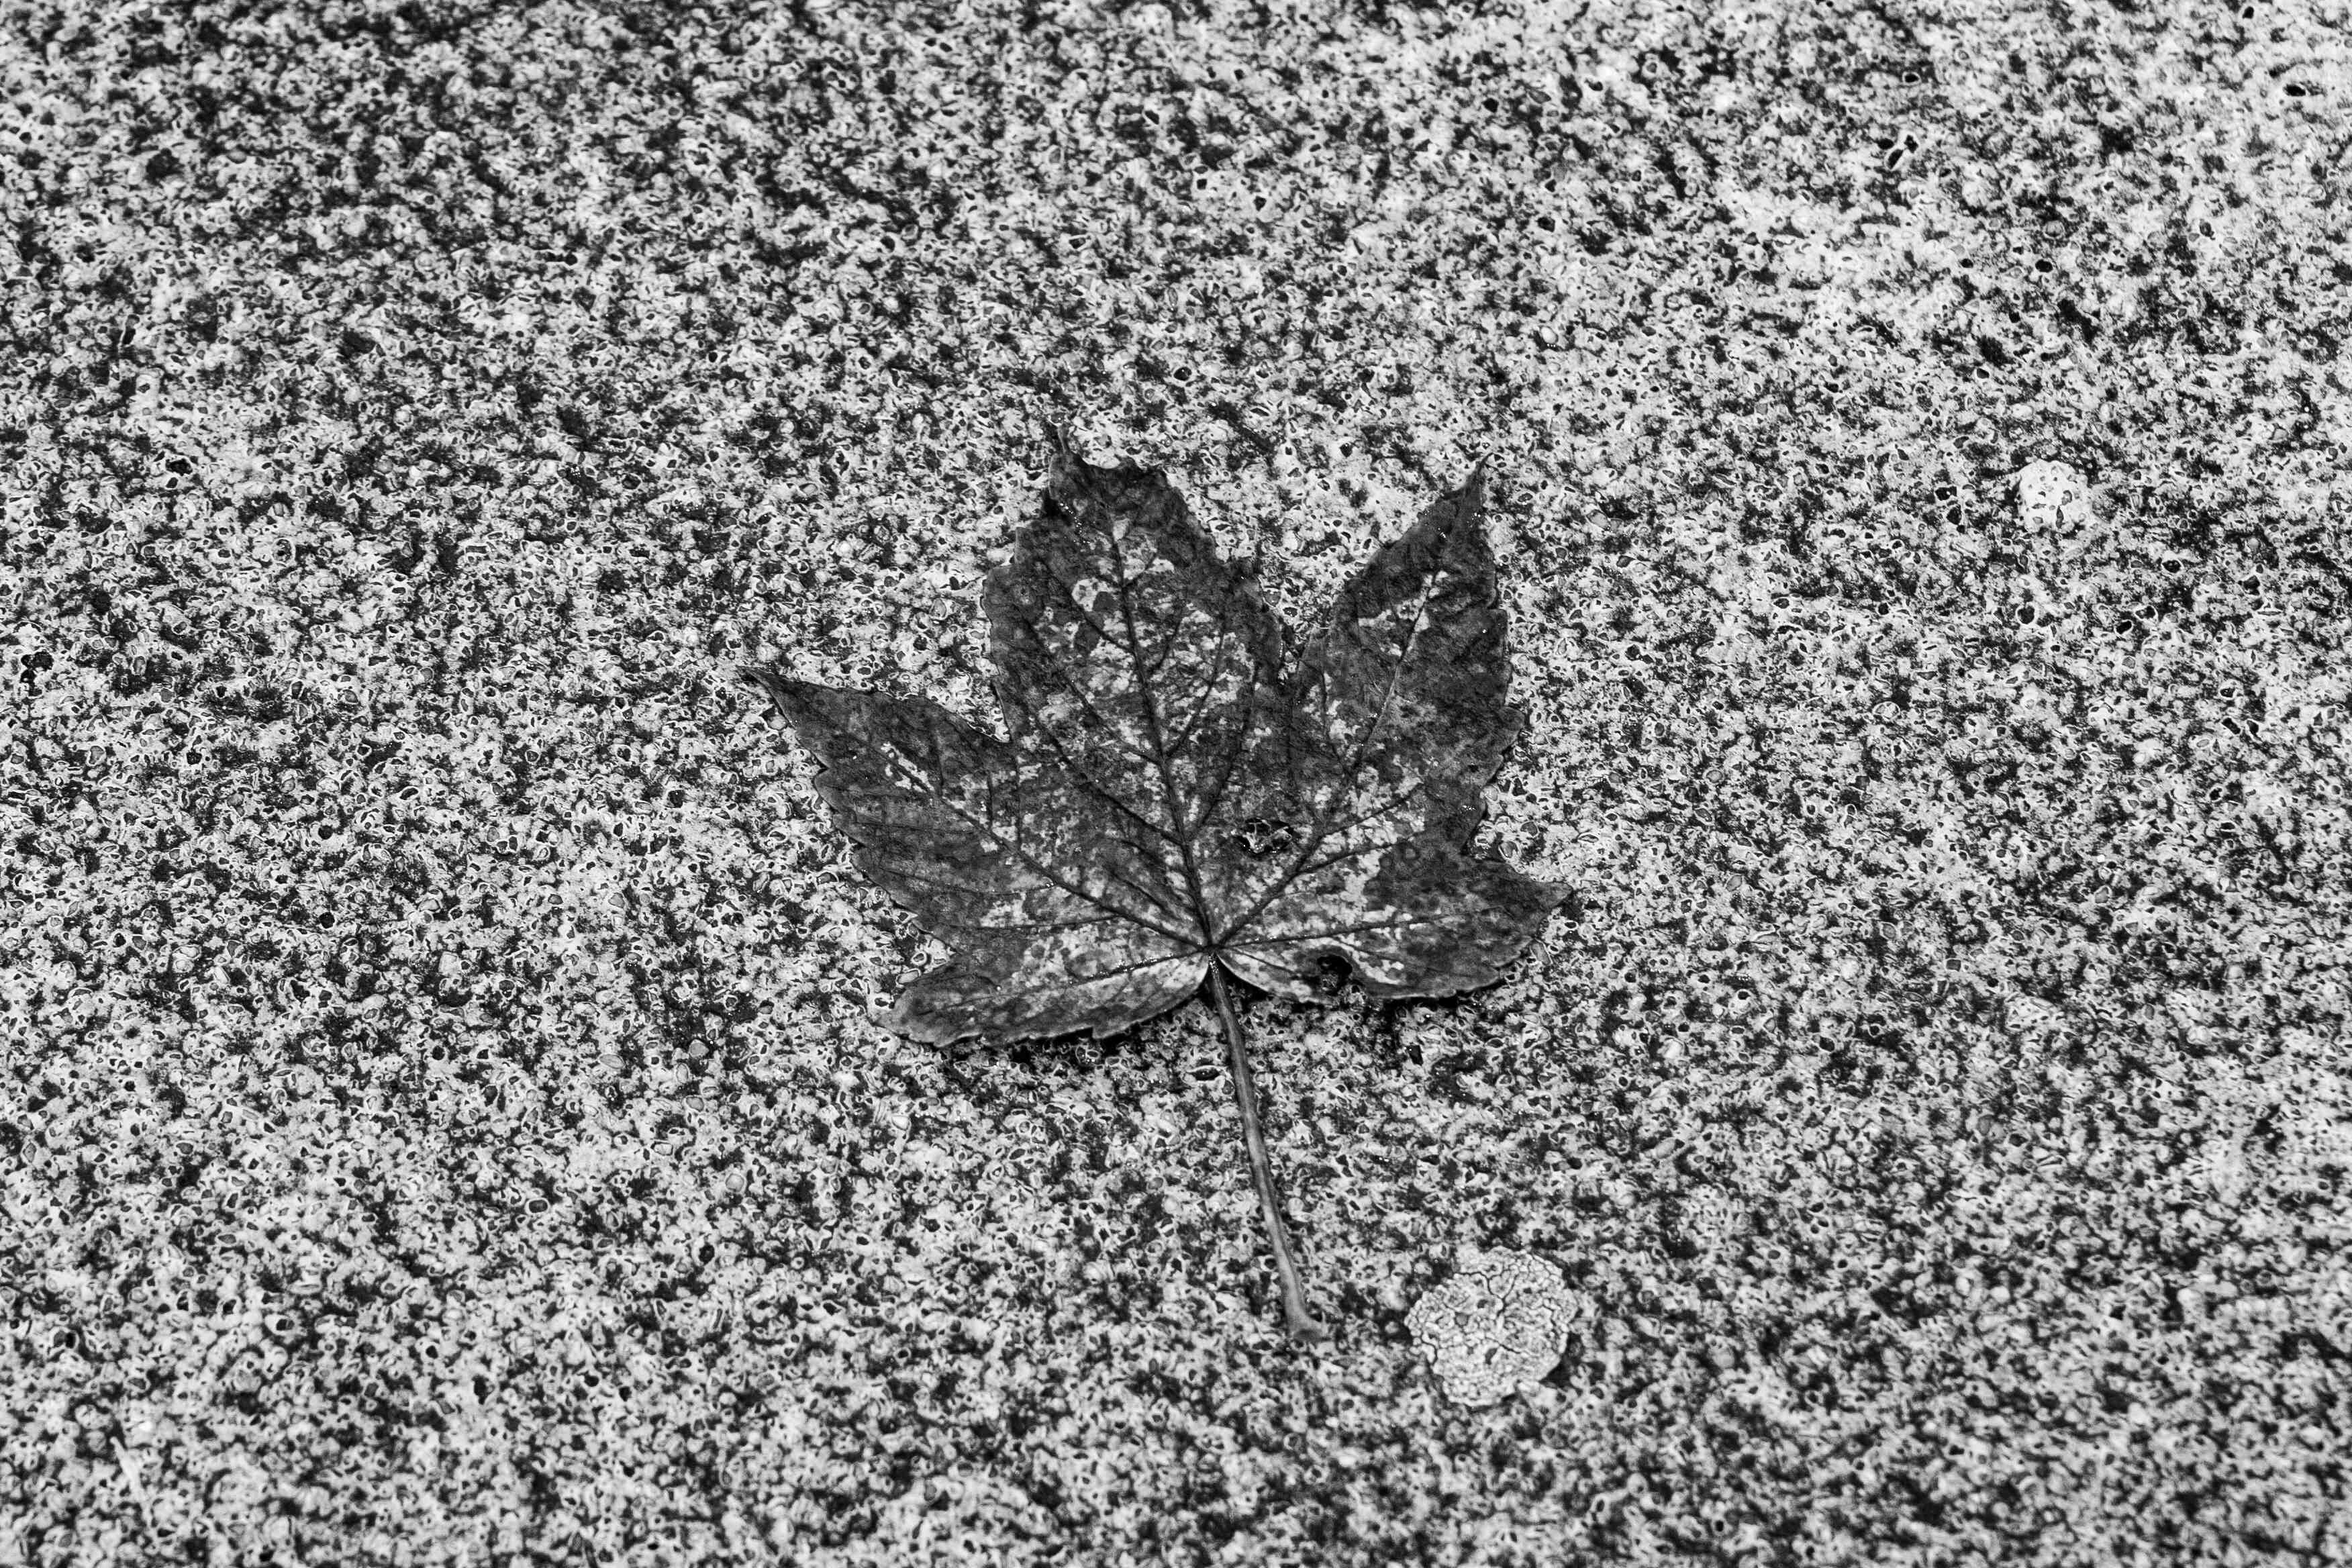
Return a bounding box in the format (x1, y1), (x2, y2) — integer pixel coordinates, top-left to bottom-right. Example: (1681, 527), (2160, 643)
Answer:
(2, 1), (2347, 1563)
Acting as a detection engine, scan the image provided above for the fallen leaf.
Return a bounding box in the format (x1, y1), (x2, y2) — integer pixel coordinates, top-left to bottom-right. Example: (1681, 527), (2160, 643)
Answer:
(745, 433), (1566, 1337)
(747, 436), (1563, 1043)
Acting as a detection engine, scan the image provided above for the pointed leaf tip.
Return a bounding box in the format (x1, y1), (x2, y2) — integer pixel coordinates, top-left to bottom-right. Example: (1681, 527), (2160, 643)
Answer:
(740, 664), (797, 708)
(1042, 426), (1100, 495)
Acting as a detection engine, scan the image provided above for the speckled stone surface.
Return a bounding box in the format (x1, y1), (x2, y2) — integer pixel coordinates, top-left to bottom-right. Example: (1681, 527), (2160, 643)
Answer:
(3, 1), (2347, 1563)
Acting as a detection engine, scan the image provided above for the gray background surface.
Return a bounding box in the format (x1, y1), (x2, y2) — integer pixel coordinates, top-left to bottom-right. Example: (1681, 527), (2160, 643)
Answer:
(3, 1), (2347, 1562)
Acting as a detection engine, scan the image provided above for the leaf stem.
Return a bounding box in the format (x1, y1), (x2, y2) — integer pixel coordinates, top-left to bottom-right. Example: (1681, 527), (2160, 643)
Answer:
(1207, 965), (1329, 1344)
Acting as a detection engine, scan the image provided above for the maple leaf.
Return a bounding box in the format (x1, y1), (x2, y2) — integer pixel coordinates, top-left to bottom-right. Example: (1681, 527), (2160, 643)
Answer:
(745, 434), (1567, 1340)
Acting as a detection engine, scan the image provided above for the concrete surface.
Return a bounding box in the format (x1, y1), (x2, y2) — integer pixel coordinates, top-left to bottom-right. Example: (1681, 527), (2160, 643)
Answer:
(2, 1), (2347, 1563)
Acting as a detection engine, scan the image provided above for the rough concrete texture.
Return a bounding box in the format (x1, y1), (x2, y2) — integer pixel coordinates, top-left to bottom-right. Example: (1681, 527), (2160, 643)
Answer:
(3, 0), (2348, 1563)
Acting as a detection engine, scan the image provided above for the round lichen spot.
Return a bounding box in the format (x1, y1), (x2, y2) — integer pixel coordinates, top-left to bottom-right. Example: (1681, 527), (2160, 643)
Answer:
(1407, 1249), (1581, 1406)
